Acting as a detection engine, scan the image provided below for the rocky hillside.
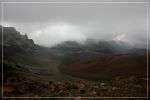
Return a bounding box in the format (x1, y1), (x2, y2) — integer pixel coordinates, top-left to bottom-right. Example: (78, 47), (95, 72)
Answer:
(0, 26), (38, 56)
(1, 26), (65, 80)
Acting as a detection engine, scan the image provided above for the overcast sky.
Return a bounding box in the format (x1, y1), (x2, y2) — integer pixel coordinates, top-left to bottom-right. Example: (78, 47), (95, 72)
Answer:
(0, 0), (149, 47)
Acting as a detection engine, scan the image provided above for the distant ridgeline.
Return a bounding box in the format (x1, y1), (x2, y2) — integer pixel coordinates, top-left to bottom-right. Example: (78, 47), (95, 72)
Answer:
(0, 26), (146, 64)
(49, 39), (133, 64)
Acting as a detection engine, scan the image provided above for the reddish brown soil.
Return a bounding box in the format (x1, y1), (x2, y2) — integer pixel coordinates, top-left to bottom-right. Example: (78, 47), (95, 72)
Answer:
(60, 53), (149, 80)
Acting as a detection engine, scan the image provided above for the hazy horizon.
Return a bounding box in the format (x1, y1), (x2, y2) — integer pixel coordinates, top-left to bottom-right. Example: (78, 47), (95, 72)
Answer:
(0, 0), (149, 48)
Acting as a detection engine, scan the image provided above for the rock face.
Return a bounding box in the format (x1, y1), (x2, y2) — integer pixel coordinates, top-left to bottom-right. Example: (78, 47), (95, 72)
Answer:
(0, 26), (38, 56)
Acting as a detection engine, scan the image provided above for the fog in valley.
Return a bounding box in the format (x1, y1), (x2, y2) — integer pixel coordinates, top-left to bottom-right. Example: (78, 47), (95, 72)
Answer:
(0, 1), (148, 48)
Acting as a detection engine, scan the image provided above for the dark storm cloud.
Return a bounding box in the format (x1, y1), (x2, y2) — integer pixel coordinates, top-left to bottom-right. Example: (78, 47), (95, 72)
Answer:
(1, 0), (149, 47)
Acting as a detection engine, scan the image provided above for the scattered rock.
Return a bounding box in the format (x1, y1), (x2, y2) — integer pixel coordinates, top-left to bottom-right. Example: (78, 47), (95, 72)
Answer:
(34, 95), (38, 97)
(93, 86), (99, 90)
(112, 87), (119, 91)
(17, 83), (29, 93)
(77, 83), (86, 90)
(100, 83), (106, 86)
(115, 76), (121, 81)
(100, 86), (108, 91)
(3, 86), (14, 93)
(3, 75), (147, 97)
(89, 91), (97, 96)
(48, 85), (56, 92)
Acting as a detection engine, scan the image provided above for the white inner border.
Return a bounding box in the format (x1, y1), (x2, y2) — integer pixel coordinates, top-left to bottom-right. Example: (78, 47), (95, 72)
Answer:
(1, 1), (149, 99)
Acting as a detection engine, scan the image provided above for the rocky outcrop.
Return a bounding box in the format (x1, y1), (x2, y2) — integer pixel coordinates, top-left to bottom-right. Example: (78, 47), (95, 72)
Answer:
(0, 26), (38, 56)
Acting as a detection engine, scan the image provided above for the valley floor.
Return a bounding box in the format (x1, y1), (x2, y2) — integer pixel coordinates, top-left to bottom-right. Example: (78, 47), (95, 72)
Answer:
(2, 58), (148, 98)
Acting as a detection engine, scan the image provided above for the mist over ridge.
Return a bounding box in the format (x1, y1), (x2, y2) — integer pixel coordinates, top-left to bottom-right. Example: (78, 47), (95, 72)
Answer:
(1, 2), (147, 48)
